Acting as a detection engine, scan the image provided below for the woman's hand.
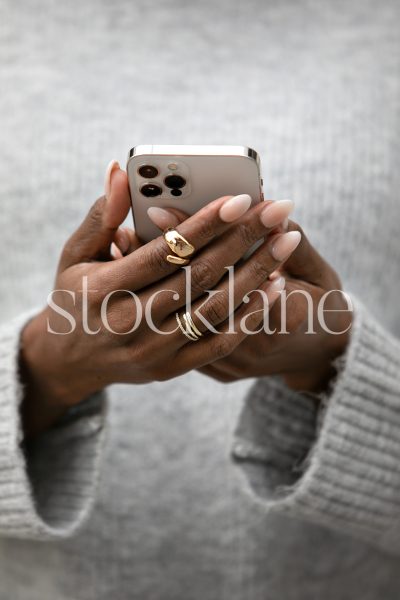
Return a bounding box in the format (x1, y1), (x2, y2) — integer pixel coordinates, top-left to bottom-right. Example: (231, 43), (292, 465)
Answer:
(198, 220), (352, 393)
(145, 204), (352, 394)
(20, 164), (297, 436)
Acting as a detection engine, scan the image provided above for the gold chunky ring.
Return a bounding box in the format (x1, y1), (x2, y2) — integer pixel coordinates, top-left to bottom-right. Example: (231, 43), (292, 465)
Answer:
(166, 254), (190, 266)
(176, 311), (203, 341)
(164, 228), (195, 259)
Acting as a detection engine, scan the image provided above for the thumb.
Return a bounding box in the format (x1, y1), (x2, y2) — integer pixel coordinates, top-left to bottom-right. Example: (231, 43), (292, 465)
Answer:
(59, 161), (131, 270)
(280, 220), (338, 288)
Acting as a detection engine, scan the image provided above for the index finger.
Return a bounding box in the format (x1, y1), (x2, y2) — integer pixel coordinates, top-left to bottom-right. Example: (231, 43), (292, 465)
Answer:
(106, 193), (261, 291)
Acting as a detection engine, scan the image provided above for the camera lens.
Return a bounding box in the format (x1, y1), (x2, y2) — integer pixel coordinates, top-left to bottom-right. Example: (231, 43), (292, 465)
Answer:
(170, 189), (182, 197)
(138, 165), (158, 178)
(164, 174), (186, 189)
(140, 183), (162, 197)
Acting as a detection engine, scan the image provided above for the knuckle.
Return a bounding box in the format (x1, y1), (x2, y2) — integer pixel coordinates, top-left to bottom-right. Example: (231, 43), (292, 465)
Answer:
(191, 258), (218, 293)
(101, 296), (140, 334)
(114, 300), (141, 333)
(191, 216), (215, 243)
(60, 232), (88, 267)
(60, 238), (75, 266)
(59, 197), (107, 268)
(89, 267), (117, 304)
(201, 292), (227, 325)
(89, 278), (107, 308)
(211, 335), (234, 360)
(87, 196), (107, 228)
(236, 221), (261, 248)
(145, 242), (170, 274)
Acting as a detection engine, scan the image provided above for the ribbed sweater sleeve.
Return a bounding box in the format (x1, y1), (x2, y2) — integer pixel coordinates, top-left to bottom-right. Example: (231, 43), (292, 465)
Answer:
(0, 312), (107, 540)
(232, 294), (400, 555)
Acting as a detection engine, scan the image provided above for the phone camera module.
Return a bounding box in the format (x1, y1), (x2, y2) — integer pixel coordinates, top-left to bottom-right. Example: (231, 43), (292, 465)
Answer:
(164, 175), (186, 189)
(138, 165), (158, 178)
(140, 183), (162, 197)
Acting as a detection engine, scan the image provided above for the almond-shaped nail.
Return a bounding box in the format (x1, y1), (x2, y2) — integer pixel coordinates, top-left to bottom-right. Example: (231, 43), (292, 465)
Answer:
(110, 242), (123, 259)
(270, 231), (301, 261)
(268, 275), (286, 293)
(268, 269), (281, 281)
(147, 206), (180, 230)
(260, 199), (294, 228)
(263, 276), (286, 314)
(219, 194), (252, 223)
(104, 160), (120, 200)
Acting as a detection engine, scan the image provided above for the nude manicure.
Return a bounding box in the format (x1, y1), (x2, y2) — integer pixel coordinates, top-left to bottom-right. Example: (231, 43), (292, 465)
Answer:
(268, 275), (286, 293)
(110, 242), (123, 259)
(104, 159), (120, 200)
(260, 199), (294, 228)
(263, 276), (286, 313)
(147, 206), (180, 229)
(219, 194), (252, 223)
(269, 231), (301, 261)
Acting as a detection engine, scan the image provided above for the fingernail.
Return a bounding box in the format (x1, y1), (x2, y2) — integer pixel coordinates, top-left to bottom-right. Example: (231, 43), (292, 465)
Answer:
(104, 159), (120, 200)
(268, 269), (281, 280)
(282, 217), (289, 231)
(263, 276), (286, 314)
(268, 275), (286, 293)
(110, 242), (123, 259)
(260, 199), (294, 228)
(114, 228), (130, 255)
(147, 206), (180, 230)
(269, 231), (301, 261)
(219, 194), (252, 223)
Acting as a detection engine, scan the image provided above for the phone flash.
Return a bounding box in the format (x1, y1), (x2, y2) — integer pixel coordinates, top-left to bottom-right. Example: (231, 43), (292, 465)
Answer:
(168, 163), (178, 170)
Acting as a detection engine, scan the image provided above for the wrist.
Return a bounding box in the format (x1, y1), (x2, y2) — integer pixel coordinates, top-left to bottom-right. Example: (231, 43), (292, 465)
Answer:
(19, 310), (93, 437)
(284, 327), (351, 395)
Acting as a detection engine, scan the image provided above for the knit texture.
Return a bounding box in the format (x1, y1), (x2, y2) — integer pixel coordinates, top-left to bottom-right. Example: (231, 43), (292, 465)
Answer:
(233, 295), (400, 554)
(1, 0), (400, 598)
(0, 312), (107, 539)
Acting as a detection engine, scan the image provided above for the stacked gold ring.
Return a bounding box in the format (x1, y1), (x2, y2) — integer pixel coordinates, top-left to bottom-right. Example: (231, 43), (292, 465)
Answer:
(176, 311), (203, 341)
(163, 228), (195, 265)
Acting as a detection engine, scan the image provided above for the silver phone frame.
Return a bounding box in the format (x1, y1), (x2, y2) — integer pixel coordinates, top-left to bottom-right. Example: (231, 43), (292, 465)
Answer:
(126, 145), (263, 242)
(127, 144), (261, 174)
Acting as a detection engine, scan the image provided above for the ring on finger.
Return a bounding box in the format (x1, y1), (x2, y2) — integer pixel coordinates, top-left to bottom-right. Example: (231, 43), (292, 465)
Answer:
(164, 228), (196, 264)
(176, 311), (203, 341)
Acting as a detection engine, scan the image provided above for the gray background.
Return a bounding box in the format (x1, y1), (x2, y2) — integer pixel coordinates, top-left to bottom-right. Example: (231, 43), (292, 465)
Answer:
(1, 0), (400, 598)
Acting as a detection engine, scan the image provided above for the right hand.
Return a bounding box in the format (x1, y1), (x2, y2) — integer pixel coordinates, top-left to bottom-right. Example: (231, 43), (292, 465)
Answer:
(20, 163), (295, 435)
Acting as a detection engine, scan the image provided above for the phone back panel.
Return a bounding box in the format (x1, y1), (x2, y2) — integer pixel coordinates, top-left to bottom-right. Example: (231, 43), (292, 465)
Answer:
(127, 145), (264, 242)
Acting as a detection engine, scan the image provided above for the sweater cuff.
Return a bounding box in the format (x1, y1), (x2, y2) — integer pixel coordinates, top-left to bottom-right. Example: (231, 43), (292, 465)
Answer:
(0, 311), (107, 540)
(232, 295), (400, 553)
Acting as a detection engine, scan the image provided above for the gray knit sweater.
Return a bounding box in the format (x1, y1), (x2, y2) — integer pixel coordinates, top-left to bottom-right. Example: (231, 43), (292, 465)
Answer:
(1, 0), (400, 598)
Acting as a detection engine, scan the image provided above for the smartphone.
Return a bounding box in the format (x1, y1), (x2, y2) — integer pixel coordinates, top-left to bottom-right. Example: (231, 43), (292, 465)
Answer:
(127, 145), (264, 242)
